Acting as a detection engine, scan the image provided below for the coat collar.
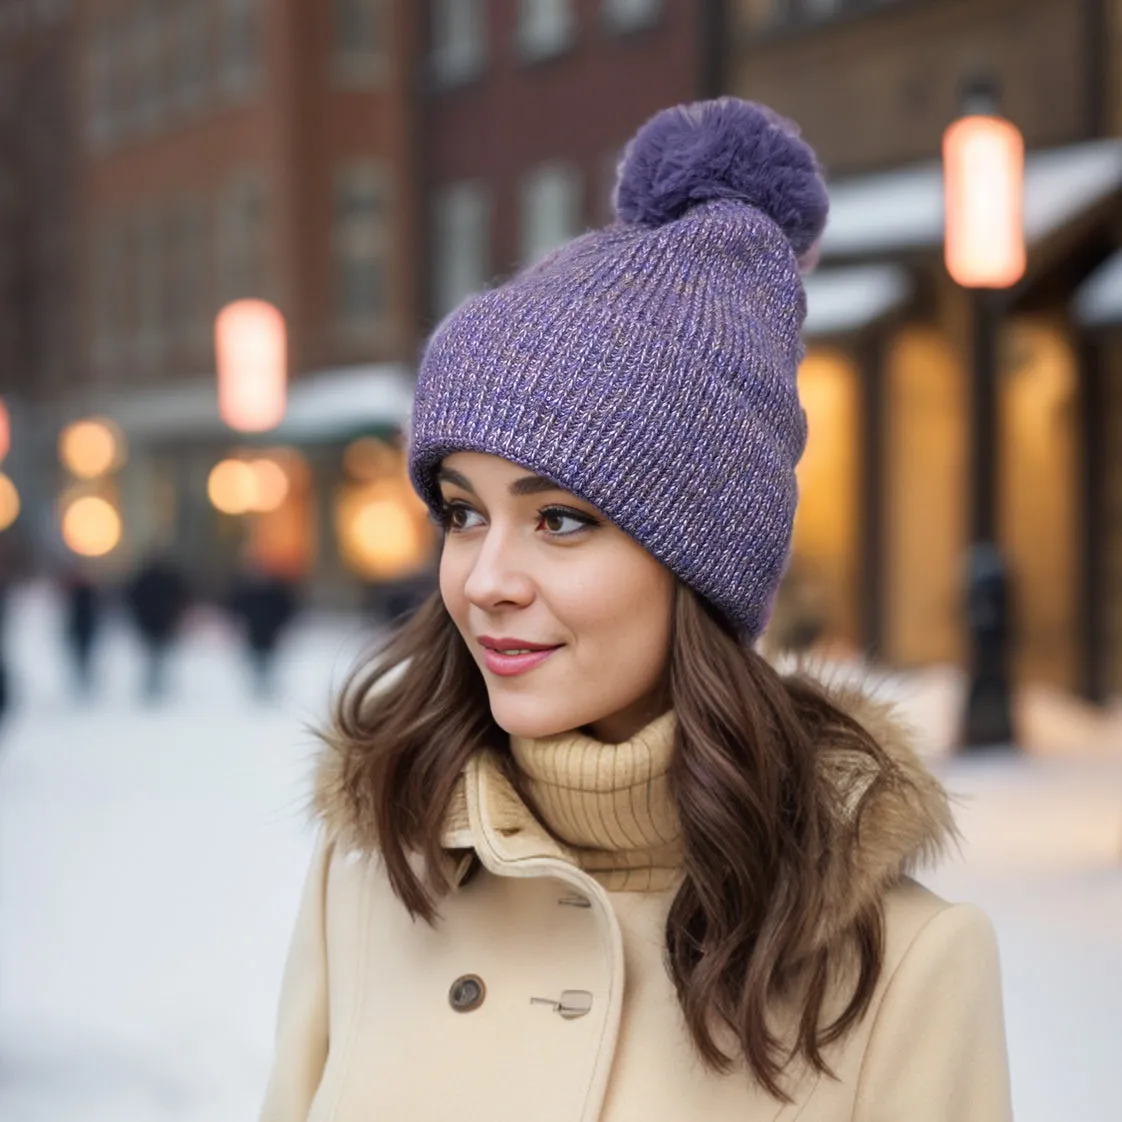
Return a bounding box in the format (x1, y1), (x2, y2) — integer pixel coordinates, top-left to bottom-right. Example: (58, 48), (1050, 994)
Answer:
(314, 669), (955, 944)
(439, 751), (573, 870)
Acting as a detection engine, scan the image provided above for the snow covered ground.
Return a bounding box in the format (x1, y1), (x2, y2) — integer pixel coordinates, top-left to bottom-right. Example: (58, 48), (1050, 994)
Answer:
(0, 583), (1119, 1120)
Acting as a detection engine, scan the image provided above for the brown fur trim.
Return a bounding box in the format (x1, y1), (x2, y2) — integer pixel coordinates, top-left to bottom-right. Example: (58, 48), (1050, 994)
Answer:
(806, 673), (957, 946)
(312, 668), (956, 930)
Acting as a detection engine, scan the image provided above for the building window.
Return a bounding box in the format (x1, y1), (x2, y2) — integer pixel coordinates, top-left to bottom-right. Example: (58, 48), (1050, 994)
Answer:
(520, 162), (581, 265)
(166, 196), (211, 355)
(217, 173), (268, 304)
(332, 162), (391, 334)
(601, 0), (662, 34)
(219, 0), (262, 99)
(90, 220), (121, 368)
(128, 1), (166, 132)
(517, 0), (575, 62)
(108, 217), (131, 374)
(333, 0), (387, 86)
(170, 1), (210, 112)
(430, 0), (486, 86)
(86, 19), (115, 147)
(88, 2), (188, 142)
(432, 181), (491, 318)
(134, 208), (163, 369)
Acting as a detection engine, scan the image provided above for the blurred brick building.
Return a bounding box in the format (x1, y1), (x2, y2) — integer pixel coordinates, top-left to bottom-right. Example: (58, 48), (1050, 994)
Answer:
(419, 0), (721, 326)
(0, 0), (76, 402)
(64, 0), (421, 596)
(0, 0), (78, 572)
(731, 0), (1122, 700)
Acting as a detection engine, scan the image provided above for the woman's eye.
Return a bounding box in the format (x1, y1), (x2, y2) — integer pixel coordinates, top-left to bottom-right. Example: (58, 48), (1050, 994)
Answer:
(540, 508), (594, 536)
(441, 502), (483, 531)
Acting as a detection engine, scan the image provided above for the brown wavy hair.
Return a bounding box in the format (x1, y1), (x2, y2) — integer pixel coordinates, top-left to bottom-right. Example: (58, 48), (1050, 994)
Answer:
(326, 583), (891, 1100)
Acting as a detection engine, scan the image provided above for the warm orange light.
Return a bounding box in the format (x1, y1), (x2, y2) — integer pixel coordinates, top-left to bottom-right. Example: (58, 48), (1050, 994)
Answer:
(0, 399), (10, 465)
(335, 483), (432, 580)
(343, 437), (398, 482)
(59, 418), (125, 479)
(943, 114), (1025, 289)
(215, 299), (287, 433)
(208, 459), (257, 515)
(249, 458), (290, 513)
(0, 473), (19, 531)
(62, 495), (122, 557)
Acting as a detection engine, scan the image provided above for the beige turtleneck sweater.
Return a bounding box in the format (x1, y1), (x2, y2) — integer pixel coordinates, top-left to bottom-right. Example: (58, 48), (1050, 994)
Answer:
(508, 710), (683, 892)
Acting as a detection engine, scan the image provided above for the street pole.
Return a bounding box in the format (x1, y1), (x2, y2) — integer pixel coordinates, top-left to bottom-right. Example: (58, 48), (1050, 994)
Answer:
(961, 288), (1015, 748)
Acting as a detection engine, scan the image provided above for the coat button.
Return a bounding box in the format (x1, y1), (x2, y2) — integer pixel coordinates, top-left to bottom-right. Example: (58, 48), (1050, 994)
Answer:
(449, 974), (486, 1012)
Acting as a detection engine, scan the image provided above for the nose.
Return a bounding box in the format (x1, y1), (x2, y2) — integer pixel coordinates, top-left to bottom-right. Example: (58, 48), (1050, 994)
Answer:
(462, 522), (535, 612)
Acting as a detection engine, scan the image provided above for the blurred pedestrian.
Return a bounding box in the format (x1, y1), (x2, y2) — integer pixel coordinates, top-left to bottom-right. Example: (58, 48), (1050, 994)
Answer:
(227, 565), (298, 699)
(62, 568), (101, 697)
(0, 578), (9, 728)
(259, 100), (1011, 1120)
(124, 555), (189, 702)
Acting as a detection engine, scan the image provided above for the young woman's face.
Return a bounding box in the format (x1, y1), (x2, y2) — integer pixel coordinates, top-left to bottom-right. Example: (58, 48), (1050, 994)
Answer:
(438, 451), (674, 743)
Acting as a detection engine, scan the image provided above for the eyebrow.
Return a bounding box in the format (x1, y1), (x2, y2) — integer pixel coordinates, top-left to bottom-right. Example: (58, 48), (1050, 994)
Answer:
(437, 466), (566, 498)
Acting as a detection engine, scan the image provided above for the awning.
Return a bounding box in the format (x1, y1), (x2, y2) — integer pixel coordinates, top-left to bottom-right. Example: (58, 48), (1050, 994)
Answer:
(821, 138), (1122, 261)
(803, 265), (913, 338)
(1073, 250), (1122, 327)
(60, 363), (414, 444)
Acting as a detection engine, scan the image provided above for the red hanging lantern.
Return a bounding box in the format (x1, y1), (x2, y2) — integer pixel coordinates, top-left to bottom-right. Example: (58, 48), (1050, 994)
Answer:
(215, 299), (288, 433)
(943, 113), (1025, 289)
(0, 398), (10, 465)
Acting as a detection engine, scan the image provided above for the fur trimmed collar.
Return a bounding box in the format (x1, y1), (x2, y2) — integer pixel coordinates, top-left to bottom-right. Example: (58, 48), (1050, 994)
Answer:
(313, 670), (955, 941)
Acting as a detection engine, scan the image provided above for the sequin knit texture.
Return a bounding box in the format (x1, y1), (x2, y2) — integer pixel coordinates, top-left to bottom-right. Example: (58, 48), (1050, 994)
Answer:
(409, 188), (810, 636)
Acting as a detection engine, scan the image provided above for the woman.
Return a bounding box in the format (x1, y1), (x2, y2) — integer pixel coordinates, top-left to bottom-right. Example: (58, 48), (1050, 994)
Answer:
(260, 99), (1012, 1121)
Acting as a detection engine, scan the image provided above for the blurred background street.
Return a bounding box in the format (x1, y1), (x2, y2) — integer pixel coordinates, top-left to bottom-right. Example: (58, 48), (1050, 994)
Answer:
(1, 0), (1122, 1117)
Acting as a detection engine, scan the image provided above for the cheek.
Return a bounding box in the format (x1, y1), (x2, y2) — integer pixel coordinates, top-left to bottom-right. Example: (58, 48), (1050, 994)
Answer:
(566, 556), (673, 673)
(438, 544), (468, 626)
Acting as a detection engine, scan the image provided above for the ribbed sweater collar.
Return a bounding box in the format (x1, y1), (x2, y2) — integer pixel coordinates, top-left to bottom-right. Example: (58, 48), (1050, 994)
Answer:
(508, 709), (682, 892)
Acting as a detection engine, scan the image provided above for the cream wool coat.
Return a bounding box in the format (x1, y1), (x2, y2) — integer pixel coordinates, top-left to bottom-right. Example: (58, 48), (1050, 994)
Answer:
(259, 684), (1013, 1122)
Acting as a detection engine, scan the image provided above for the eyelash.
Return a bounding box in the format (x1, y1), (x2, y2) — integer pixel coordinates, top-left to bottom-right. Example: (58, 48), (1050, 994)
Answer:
(437, 500), (599, 538)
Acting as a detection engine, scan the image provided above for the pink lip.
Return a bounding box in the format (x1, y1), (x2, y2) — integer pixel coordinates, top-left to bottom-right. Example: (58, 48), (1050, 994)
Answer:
(478, 642), (562, 678)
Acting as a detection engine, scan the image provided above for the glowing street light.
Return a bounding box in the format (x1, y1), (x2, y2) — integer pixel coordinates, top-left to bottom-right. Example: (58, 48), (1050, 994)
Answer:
(208, 459), (258, 515)
(943, 112), (1025, 289)
(207, 456), (292, 515)
(59, 417), (125, 479)
(0, 473), (19, 531)
(61, 494), (122, 557)
(250, 457), (291, 513)
(335, 481), (432, 581)
(215, 299), (288, 433)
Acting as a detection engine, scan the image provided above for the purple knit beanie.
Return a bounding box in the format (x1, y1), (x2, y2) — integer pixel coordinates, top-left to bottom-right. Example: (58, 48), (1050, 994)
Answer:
(409, 98), (828, 637)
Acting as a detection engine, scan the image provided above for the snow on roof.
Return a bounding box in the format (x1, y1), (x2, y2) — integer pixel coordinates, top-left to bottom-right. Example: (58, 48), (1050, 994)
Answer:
(1073, 249), (1122, 327)
(821, 138), (1122, 260)
(69, 363), (414, 443)
(803, 265), (912, 338)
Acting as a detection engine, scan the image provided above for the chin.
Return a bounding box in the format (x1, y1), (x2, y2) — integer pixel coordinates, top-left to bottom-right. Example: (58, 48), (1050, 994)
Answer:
(485, 690), (582, 740)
